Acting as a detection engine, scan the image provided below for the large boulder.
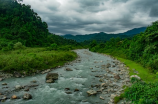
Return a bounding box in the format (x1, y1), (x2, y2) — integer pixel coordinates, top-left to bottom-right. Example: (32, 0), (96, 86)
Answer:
(46, 73), (58, 83)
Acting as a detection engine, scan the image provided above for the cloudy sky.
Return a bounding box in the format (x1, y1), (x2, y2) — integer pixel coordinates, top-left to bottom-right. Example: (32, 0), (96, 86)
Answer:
(23, 0), (158, 35)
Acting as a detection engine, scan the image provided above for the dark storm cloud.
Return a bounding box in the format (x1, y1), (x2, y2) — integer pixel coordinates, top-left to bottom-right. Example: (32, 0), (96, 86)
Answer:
(23, 0), (158, 35)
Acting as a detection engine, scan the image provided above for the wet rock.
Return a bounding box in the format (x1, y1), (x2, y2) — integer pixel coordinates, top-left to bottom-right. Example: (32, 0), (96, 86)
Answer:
(30, 80), (37, 83)
(95, 75), (100, 77)
(41, 69), (51, 74)
(15, 85), (23, 90)
(65, 91), (72, 94)
(14, 72), (21, 78)
(11, 95), (17, 99)
(99, 79), (104, 82)
(46, 79), (54, 83)
(65, 88), (70, 90)
(0, 95), (7, 100)
(24, 88), (29, 91)
(0, 78), (3, 81)
(46, 73), (58, 83)
(65, 68), (73, 71)
(106, 63), (111, 68)
(2, 83), (7, 85)
(100, 96), (105, 100)
(114, 75), (121, 80)
(95, 84), (100, 88)
(74, 89), (79, 92)
(23, 93), (32, 100)
(87, 90), (97, 96)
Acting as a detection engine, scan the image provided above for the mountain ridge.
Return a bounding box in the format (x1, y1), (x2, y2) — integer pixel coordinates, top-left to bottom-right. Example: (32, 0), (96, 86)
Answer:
(62, 27), (147, 42)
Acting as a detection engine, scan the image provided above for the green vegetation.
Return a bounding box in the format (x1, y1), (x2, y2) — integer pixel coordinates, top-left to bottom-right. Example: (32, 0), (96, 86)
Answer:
(90, 20), (158, 73)
(0, 0), (81, 75)
(0, 0), (81, 50)
(0, 47), (77, 74)
(88, 20), (158, 103)
(124, 78), (158, 104)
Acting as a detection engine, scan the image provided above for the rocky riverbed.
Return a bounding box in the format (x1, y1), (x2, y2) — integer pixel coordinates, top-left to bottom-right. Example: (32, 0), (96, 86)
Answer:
(0, 49), (131, 104)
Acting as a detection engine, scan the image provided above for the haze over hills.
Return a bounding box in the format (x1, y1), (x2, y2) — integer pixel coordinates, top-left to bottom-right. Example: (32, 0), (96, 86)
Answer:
(62, 27), (147, 42)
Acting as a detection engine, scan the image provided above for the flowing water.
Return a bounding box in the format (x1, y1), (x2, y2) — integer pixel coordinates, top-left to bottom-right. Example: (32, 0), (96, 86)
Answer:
(0, 49), (124, 104)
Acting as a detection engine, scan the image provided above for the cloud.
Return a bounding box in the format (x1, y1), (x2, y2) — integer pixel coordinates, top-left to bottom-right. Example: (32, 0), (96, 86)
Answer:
(22, 0), (158, 35)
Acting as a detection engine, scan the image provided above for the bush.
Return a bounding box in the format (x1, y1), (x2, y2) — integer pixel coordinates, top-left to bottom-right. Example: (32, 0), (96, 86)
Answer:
(124, 81), (158, 104)
(13, 42), (25, 49)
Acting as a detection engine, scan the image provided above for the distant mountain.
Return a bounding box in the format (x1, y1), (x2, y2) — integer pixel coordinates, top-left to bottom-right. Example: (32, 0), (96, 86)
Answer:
(119, 27), (147, 35)
(62, 27), (147, 42)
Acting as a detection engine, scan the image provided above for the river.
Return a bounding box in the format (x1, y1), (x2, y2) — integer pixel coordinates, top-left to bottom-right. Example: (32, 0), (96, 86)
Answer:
(0, 49), (130, 104)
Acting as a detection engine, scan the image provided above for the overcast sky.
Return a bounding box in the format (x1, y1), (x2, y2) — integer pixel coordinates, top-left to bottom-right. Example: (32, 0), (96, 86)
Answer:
(23, 0), (158, 35)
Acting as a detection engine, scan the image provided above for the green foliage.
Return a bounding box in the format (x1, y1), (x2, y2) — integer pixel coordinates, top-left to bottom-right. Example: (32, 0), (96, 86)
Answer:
(0, 0), (81, 48)
(13, 42), (25, 49)
(0, 48), (77, 74)
(124, 80), (158, 104)
(50, 43), (57, 50)
(89, 20), (158, 73)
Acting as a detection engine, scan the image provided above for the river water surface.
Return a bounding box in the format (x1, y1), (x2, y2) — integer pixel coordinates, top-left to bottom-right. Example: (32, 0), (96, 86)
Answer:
(0, 49), (126, 104)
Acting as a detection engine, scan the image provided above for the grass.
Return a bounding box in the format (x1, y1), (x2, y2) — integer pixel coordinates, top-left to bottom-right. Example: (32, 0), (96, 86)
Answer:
(116, 57), (158, 83)
(103, 51), (158, 83)
(0, 47), (77, 74)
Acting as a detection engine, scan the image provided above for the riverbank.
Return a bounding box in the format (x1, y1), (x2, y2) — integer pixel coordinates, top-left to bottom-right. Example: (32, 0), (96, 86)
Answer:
(0, 47), (77, 81)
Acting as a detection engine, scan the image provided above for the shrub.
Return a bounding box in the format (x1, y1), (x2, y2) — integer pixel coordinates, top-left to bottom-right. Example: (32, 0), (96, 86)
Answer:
(13, 42), (25, 49)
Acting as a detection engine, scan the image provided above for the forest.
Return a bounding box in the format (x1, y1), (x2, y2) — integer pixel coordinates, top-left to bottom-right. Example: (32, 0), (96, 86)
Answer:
(0, 0), (81, 74)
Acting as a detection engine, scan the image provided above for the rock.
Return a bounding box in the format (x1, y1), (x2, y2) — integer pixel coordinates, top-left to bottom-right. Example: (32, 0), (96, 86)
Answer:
(74, 89), (79, 92)
(46, 79), (54, 83)
(14, 72), (21, 78)
(11, 95), (17, 99)
(15, 85), (22, 90)
(0, 95), (7, 100)
(130, 75), (141, 80)
(114, 75), (120, 80)
(100, 96), (105, 100)
(24, 88), (29, 91)
(30, 80), (37, 83)
(0, 78), (3, 81)
(95, 75), (100, 77)
(87, 90), (97, 96)
(65, 91), (72, 94)
(41, 69), (51, 74)
(23, 93), (32, 100)
(99, 79), (104, 82)
(2, 83), (7, 85)
(27, 84), (39, 87)
(46, 73), (58, 83)
(65, 68), (73, 71)
(106, 63), (111, 68)
(65, 88), (70, 90)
